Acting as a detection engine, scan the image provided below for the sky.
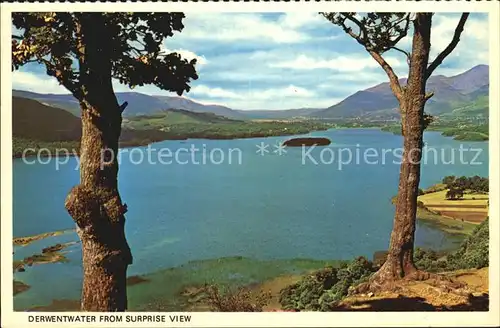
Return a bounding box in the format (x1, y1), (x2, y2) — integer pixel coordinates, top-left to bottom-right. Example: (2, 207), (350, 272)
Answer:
(12, 13), (489, 110)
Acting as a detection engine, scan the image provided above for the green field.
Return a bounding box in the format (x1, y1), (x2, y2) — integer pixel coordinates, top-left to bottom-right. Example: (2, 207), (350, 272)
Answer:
(418, 190), (489, 225)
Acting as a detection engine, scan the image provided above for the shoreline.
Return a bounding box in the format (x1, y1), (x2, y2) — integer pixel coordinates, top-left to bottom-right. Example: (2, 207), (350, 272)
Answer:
(13, 127), (331, 159)
(13, 229), (75, 246)
(14, 125), (489, 159)
(380, 124), (489, 142)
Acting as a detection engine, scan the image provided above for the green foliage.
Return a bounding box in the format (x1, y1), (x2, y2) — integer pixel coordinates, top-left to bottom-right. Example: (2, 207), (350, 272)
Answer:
(446, 187), (464, 200)
(279, 257), (376, 311)
(13, 137), (80, 158)
(423, 113), (435, 130)
(414, 248), (448, 272)
(442, 176), (456, 186)
(442, 175), (489, 193)
(12, 12), (197, 98)
(447, 218), (489, 270)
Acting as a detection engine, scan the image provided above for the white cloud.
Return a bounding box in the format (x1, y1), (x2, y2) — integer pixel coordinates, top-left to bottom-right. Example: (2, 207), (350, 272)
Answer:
(12, 71), (66, 94)
(190, 84), (314, 101)
(278, 12), (326, 29)
(12, 13), (488, 111)
(190, 85), (242, 99)
(181, 13), (307, 43)
(163, 47), (208, 66)
(427, 14), (488, 75)
(256, 85), (315, 99)
(271, 54), (404, 72)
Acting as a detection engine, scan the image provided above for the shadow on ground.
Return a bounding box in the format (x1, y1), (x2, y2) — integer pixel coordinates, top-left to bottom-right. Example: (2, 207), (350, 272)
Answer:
(330, 293), (489, 311)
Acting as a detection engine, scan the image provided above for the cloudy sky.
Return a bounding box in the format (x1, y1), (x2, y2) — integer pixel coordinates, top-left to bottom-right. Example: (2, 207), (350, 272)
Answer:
(12, 12), (488, 110)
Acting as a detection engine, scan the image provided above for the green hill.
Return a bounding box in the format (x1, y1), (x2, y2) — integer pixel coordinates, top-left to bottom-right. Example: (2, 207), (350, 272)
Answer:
(12, 96), (174, 157)
(12, 97), (330, 158)
(124, 108), (240, 129)
(13, 96), (82, 141)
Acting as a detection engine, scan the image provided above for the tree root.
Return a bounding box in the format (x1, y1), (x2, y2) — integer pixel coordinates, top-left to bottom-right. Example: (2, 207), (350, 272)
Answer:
(349, 269), (471, 298)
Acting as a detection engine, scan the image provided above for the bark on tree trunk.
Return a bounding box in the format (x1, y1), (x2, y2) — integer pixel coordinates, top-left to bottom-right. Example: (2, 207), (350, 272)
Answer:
(64, 14), (132, 311)
(372, 13), (433, 283)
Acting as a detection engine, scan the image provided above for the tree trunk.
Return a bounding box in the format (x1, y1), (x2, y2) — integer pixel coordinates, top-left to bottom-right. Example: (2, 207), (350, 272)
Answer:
(372, 14), (432, 283)
(64, 14), (132, 311)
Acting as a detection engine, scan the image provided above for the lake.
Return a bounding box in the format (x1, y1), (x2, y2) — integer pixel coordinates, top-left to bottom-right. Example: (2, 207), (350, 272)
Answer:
(12, 128), (488, 310)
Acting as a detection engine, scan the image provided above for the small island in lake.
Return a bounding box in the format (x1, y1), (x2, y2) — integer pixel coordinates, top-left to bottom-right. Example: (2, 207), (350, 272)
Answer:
(283, 137), (331, 147)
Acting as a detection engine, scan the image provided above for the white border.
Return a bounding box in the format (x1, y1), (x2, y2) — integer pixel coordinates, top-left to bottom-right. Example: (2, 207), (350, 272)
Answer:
(1, 2), (499, 328)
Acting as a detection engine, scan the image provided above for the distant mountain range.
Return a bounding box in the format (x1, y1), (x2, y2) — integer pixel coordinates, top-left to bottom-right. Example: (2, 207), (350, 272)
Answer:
(12, 64), (488, 120)
(12, 96), (230, 146)
(314, 64), (489, 119)
(12, 90), (246, 119)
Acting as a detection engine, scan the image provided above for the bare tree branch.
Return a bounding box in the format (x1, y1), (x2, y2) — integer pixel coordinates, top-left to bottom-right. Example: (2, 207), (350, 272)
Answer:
(426, 13), (469, 80)
(338, 14), (406, 100)
(391, 46), (411, 60)
(368, 50), (404, 101)
(119, 101), (128, 113)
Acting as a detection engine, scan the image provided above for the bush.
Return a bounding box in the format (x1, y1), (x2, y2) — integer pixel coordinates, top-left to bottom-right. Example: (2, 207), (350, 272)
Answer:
(414, 248), (448, 272)
(202, 284), (271, 312)
(279, 257), (376, 311)
(447, 217), (489, 270)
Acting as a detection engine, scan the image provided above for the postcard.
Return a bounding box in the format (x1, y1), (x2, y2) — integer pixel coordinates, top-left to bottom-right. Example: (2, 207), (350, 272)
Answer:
(1, 1), (499, 327)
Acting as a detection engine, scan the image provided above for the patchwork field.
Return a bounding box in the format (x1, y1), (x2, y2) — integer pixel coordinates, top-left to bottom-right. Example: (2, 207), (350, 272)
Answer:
(418, 190), (488, 224)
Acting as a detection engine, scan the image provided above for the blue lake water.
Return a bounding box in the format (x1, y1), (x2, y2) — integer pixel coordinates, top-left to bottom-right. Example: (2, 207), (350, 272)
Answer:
(12, 129), (488, 310)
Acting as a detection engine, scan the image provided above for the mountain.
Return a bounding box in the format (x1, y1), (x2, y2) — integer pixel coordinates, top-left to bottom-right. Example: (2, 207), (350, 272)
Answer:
(13, 96), (82, 141)
(12, 90), (82, 117)
(13, 96), (242, 142)
(123, 108), (240, 130)
(12, 65), (488, 121)
(12, 90), (246, 119)
(446, 64), (489, 92)
(154, 95), (247, 119)
(315, 65), (489, 119)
